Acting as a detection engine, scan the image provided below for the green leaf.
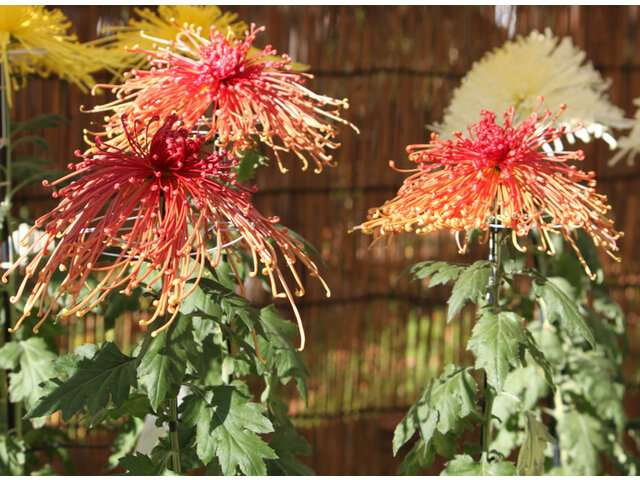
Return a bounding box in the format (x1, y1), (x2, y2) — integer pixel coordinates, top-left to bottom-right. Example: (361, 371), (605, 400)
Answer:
(257, 306), (310, 400)
(405, 260), (464, 287)
(119, 452), (167, 476)
(533, 277), (595, 347)
(0, 338), (57, 409)
(11, 135), (51, 153)
(234, 146), (268, 181)
(467, 311), (527, 392)
(393, 364), (477, 455)
(397, 439), (435, 475)
(570, 351), (626, 433)
(442, 454), (516, 475)
(182, 385), (276, 475)
(397, 429), (458, 475)
(557, 410), (605, 475)
(137, 319), (195, 412)
(516, 411), (554, 475)
(26, 342), (137, 421)
(0, 434), (25, 475)
(104, 416), (146, 471)
(10, 114), (67, 136)
(521, 328), (556, 391)
(265, 424), (314, 476)
(448, 261), (492, 322)
(196, 275), (261, 331)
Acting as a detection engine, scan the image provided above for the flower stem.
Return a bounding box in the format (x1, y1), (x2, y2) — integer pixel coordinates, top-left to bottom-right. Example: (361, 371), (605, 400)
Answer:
(168, 396), (181, 474)
(482, 384), (495, 455)
(481, 223), (501, 457)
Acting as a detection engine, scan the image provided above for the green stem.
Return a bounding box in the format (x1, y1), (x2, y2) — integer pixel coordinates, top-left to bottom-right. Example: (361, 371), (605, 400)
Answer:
(481, 223), (501, 457)
(482, 386), (495, 455)
(14, 402), (21, 439)
(168, 396), (181, 474)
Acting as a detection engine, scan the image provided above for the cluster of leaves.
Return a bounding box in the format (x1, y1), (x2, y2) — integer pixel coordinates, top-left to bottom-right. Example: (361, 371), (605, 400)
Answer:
(0, 261), (312, 475)
(393, 232), (638, 475)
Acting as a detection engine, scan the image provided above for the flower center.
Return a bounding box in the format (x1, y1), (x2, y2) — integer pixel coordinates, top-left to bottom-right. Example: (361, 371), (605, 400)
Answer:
(197, 42), (244, 84)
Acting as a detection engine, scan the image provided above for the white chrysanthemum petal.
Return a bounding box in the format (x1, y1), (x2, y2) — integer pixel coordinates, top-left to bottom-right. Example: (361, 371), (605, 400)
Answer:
(609, 97), (640, 165)
(553, 137), (564, 152)
(575, 127), (590, 143)
(433, 29), (631, 150)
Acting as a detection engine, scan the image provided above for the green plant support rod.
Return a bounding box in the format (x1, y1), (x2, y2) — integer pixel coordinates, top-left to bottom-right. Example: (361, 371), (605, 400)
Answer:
(169, 396), (181, 474)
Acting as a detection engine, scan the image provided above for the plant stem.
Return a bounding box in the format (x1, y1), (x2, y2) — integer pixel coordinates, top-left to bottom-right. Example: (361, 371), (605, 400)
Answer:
(481, 385), (495, 455)
(481, 223), (501, 457)
(168, 396), (181, 474)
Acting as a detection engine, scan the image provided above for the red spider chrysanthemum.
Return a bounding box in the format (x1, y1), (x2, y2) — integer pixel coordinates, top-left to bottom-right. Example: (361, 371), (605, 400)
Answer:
(88, 23), (358, 173)
(3, 115), (328, 348)
(358, 102), (622, 278)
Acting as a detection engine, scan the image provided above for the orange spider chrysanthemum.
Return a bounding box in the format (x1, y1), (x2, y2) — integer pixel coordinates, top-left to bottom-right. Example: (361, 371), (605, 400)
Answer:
(88, 23), (358, 173)
(3, 115), (328, 348)
(358, 101), (622, 278)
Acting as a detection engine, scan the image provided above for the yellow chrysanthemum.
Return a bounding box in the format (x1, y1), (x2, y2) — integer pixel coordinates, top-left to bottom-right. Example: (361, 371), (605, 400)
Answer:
(0, 5), (119, 105)
(104, 5), (309, 72)
(434, 29), (631, 150)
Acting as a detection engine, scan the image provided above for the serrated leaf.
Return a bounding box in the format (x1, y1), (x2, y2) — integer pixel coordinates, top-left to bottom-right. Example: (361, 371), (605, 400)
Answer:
(521, 328), (556, 391)
(570, 351), (626, 434)
(137, 320), (195, 411)
(442, 454), (516, 475)
(10, 114), (67, 136)
(533, 277), (595, 347)
(3, 338), (57, 408)
(393, 364), (477, 455)
(182, 385), (276, 475)
(234, 146), (268, 182)
(398, 438), (435, 475)
(448, 261), (492, 322)
(405, 260), (464, 286)
(119, 452), (167, 476)
(196, 276), (261, 331)
(257, 306), (310, 400)
(516, 411), (554, 475)
(11, 135), (51, 153)
(265, 424), (314, 476)
(26, 342), (137, 421)
(557, 410), (605, 475)
(467, 311), (527, 392)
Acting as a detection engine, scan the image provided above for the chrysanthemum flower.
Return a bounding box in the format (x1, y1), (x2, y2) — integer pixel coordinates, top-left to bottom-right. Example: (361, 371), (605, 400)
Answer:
(99, 6), (309, 74)
(358, 102), (622, 279)
(88, 23), (358, 173)
(0, 5), (119, 105)
(608, 96), (640, 166)
(3, 114), (328, 349)
(433, 29), (630, 150)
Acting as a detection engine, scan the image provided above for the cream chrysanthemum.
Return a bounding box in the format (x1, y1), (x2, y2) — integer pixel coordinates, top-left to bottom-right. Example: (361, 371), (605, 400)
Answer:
(102, 5), (308, 72)
(608, 97), (640, 166)
(434, 29), (631, 150)
(0, 5), (119, 105)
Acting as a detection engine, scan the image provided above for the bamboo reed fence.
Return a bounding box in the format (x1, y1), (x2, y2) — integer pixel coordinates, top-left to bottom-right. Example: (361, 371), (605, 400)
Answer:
(9, 5), (640, 475)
